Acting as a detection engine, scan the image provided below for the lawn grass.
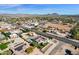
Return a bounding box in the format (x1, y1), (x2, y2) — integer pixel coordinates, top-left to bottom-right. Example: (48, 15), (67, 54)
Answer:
(0, 42), (9, 50)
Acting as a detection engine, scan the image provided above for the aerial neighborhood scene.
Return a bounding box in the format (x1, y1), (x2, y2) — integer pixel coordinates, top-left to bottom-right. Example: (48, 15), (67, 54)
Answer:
(0, 4), (79, 55)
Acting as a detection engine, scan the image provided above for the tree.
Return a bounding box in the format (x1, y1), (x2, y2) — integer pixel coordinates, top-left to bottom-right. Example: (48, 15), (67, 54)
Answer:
(70, 24), (79, 40)
(42, 29), (48, 33)
(1, 32), (11, 38)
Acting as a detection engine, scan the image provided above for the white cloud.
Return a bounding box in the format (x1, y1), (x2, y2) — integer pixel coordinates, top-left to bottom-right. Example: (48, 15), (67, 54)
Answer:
(0, 4), (21, 9)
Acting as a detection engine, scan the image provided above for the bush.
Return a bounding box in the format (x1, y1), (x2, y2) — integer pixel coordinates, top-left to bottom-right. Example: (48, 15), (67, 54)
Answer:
(0, 43), (8, 50)
(42, 29), (47, 33)
(70, 26), (79, 40)
(25, 46), (34, 54)
(30, 39), (48, 49)
(1, 32), (11, 38)
(0, 42), (9, 50)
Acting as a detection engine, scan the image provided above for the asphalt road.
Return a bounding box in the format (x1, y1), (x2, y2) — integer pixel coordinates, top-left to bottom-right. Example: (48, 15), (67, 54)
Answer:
(31, 29), (79, 48)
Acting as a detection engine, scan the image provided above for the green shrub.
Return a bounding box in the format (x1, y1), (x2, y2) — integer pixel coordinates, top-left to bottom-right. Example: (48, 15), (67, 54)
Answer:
(0, 42), (9, 50)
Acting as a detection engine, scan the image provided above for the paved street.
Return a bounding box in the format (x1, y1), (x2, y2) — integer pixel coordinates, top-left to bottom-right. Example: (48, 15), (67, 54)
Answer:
(31, 29), (79, 48)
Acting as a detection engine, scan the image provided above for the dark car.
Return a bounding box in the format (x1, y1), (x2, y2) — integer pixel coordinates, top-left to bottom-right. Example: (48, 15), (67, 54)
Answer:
(65, 49), (73, 55)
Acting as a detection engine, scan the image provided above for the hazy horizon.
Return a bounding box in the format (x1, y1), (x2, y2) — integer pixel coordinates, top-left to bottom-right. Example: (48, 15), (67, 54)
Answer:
(0, 4), (79, 15)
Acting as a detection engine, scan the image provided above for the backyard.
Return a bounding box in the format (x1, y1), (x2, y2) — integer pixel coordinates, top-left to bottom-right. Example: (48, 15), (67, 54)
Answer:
(0, 42), (9, 50)
(30, 39), (48, 49)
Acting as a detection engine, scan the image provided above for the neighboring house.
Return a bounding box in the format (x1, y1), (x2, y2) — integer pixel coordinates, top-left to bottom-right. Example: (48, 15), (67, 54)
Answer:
(10, 29), (22, 34)
(34, 35), (48, 43)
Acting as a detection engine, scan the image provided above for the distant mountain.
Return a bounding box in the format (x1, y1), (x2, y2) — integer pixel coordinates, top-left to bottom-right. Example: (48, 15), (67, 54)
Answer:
(0, 14), (34, 18)
(42, 13), (60, 16)
(51, 13), (59, 16)
(1, 13), (79, 18)
(0, 13), (59, 17)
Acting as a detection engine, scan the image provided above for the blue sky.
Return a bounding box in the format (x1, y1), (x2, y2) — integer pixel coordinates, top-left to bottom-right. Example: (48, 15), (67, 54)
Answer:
(0, 4), (79, 15)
